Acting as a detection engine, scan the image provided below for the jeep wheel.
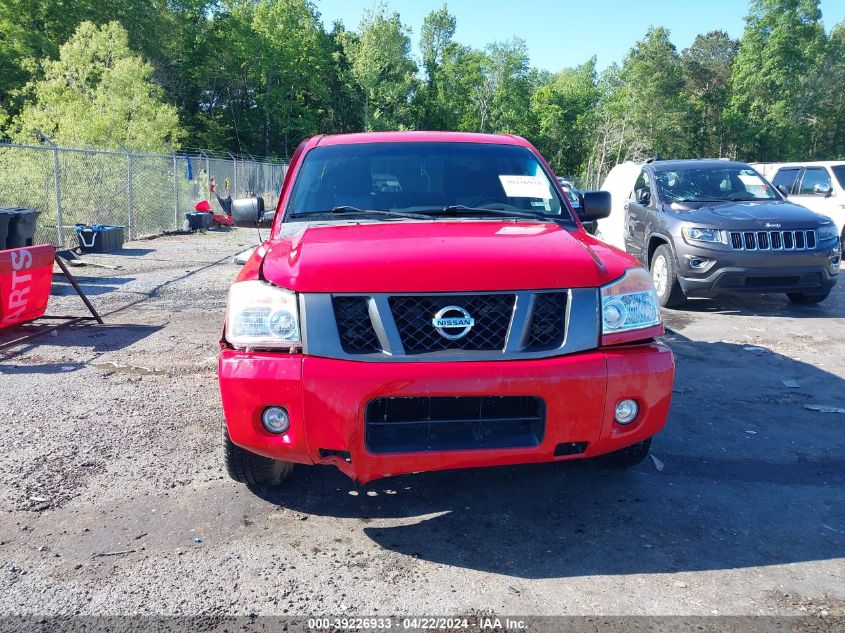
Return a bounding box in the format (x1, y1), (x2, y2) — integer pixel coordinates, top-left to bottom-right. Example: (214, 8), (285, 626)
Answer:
(786, 290), (831, 304)
(650, 245), (686, 308)
(596, 437), (652, 469)
(222, 423), (294, 489)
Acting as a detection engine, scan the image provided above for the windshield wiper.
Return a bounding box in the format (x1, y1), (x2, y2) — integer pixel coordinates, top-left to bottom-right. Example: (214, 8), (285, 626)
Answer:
(290, 206), (433, 221)
(421, 205), (565, 224)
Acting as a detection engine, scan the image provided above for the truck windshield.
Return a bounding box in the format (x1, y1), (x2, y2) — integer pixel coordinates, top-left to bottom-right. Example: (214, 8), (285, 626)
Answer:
(286, 142), (569, 220)
(654, 167), (778, 202)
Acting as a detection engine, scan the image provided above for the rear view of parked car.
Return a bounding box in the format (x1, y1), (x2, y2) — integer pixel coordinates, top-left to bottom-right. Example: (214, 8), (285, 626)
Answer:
(621, 159), (840, 307)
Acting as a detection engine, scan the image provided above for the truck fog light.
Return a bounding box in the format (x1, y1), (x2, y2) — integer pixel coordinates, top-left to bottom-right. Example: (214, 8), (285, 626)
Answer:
(614, 399), (639, 425)
(262, 407), (290, 434)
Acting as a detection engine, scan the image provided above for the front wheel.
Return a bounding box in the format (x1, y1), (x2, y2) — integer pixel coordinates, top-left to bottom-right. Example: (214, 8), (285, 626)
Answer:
(596, 437), (652, 469)
(650, 245), (686, 308)
(786, 290), (831, 304)
(222, 423), (294, 489)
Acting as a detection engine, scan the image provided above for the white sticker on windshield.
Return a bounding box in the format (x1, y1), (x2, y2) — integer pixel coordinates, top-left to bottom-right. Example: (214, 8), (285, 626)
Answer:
(499, 175), (552, 199)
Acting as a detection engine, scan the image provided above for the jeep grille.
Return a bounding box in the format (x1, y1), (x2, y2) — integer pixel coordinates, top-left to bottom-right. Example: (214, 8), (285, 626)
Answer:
(729, 229), (816, 251)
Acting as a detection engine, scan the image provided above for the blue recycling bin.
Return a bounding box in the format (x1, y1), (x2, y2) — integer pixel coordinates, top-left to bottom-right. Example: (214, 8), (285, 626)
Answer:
(74, 224), (125, 253)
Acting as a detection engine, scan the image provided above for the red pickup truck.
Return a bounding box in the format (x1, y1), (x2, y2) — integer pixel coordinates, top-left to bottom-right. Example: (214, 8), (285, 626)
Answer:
(218, 132), (674, 489)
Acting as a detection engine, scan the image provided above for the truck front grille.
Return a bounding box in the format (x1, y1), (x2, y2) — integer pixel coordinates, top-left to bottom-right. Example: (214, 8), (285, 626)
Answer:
(332, 296), (381, 353)
(729, 229), (816, 251)
(313, 288), (599, 362)
(389, 294), (515, 354)
(365, 396), (545, 453)
(526, 292), (567, 350)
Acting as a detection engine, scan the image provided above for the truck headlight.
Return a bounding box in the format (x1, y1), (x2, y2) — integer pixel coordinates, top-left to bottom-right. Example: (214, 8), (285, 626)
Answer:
(225, 280), (300, 350)
(601, 268), (660, 334)
(682, 227), (724, 244)
(817, 223), (838, 242)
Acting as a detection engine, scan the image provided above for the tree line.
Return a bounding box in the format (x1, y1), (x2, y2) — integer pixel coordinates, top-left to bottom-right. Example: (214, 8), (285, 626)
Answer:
(1, 0), (843, 185)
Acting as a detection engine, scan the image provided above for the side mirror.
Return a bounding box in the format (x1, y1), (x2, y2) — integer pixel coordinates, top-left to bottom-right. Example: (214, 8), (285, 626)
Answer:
(578, 190), (612, 221)
(813, 183), (832, 196)
(776, 184), (791, 197)
(232, 196), (266, 228)
(635, 188), (651, 205)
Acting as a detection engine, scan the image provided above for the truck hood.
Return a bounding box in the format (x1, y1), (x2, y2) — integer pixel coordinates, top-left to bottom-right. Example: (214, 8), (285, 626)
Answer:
(662, 200), (828, 228)
(260, 221), (633, 292)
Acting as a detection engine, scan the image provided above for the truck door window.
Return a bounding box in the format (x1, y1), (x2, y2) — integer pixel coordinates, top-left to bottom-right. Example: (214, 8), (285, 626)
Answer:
(772, 167), (800, 194)
(797, 167), (832, 195)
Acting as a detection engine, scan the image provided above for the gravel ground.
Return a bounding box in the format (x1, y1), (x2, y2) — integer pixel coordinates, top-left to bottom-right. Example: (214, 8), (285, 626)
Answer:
(0, 228), (843, 617)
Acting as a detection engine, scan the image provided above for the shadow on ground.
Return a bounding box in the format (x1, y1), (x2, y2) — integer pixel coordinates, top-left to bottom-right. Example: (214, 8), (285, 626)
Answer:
(253, 333), (845, 579)
(51, 276), (136, 297)
(0, 323), (161, 362)
(667, 277), (845, 319)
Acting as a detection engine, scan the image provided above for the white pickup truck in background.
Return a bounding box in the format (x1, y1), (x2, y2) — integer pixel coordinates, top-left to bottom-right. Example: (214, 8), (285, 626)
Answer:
(752, 161), (845, 244)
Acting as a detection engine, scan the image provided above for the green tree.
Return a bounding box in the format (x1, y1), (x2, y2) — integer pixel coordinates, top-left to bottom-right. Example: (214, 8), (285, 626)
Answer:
(433, 44), (486, 131)
(475, 38), (532, 134)
(531, 59), (599, 176)
(681, 31), (738, 157)
(813, 22), (845, 157)
(250, 0), (332, 156)
(343, 6), (417, 131)
(614, 27), (691, 158)
(727, 0), (826, 160)
(11, 21), (182, 150)
(415, 4), (457, 128)
(420, 4), (456, 87)
(0, 0), (177, 129)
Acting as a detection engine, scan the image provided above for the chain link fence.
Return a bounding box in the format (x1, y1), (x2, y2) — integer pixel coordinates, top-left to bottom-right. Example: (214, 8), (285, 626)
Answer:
(0, 141), (287, 248)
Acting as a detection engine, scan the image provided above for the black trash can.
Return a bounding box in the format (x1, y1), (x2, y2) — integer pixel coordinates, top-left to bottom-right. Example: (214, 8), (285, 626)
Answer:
(74, 224), (125, 253)
(184, 211), (213, 231)
(0, 208), (14, 250)
(5, 208), (40, 248)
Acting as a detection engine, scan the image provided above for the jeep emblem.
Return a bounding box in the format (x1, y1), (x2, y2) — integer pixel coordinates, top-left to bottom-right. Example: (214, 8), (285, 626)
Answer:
(432, 305), (475, 340)
(764, 222), (781, 229)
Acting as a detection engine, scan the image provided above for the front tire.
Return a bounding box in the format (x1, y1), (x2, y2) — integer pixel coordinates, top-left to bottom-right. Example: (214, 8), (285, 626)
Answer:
(786, 290), (831, 304)
(223, 423), (294, 489)
(650, 245), (686, 308)
(596, 437), (652, 469)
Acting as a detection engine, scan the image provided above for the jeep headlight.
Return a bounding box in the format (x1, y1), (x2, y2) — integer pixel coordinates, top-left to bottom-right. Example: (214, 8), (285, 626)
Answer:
(225, 280), (300, 350)
(682, 227), (724, 244)
(817, 223), (838, 242)
(601, 268), (661, 334)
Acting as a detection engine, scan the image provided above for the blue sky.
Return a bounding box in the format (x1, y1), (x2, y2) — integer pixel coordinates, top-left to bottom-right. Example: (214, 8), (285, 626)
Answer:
(314, 0), (845, 73)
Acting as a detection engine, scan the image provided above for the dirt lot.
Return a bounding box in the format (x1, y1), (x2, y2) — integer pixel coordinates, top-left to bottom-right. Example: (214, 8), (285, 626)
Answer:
(1, 228), (843, 617)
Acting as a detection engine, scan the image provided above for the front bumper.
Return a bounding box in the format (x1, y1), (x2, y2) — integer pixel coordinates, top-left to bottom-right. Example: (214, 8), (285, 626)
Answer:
(219, 342), (675, 483)
(676, 243), (839, 296)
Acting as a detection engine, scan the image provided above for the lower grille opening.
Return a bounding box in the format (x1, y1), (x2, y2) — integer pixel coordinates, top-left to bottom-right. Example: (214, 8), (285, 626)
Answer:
(745, 276), (800, 288)
(365, 396), (545, 454)
(554, 442), (588, 457)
